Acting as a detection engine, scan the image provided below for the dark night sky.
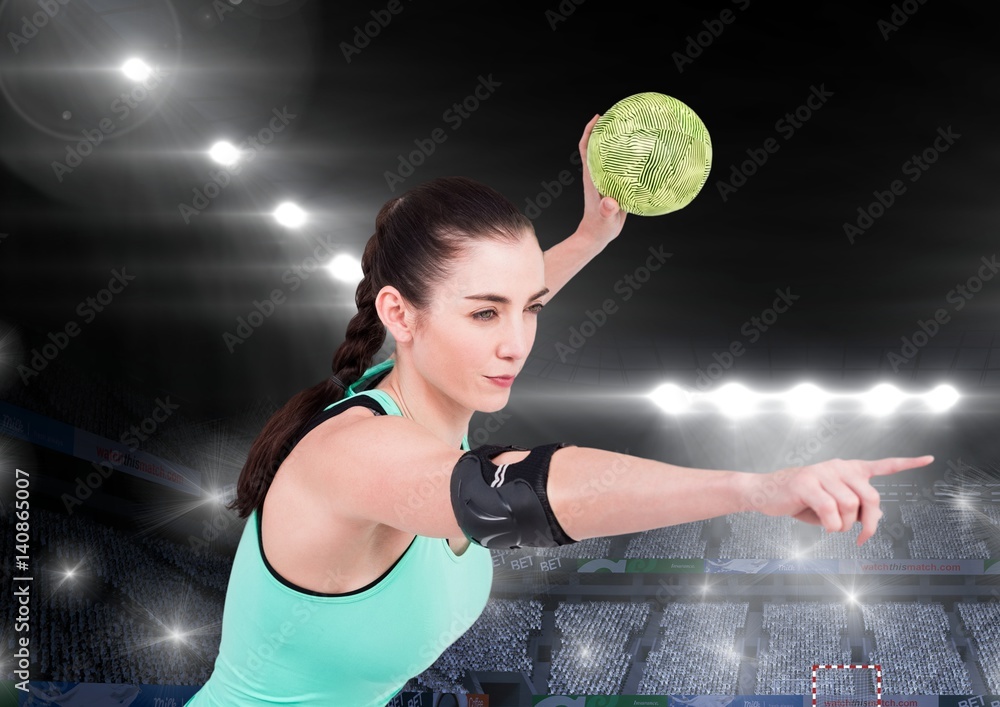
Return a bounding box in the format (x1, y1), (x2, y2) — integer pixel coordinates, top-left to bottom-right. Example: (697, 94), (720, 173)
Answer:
(1, 0), (998, 469)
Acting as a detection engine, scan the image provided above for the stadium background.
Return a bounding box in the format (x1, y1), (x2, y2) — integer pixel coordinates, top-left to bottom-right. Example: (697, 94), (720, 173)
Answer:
(1, 1), (999, 706)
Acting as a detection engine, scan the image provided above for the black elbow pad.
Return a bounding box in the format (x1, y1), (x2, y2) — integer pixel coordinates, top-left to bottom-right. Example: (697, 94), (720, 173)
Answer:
(450, 442), (577, 549)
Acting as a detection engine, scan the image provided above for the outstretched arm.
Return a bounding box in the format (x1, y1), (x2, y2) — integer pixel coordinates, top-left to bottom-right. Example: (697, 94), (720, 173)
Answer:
(313, 404), (933, 549)
(542, 114), (627, 300)
(492, 446), (934, 547)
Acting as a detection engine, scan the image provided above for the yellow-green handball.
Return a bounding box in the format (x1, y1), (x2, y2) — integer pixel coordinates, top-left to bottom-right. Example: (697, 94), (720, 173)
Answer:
(587, 92), (712, 216)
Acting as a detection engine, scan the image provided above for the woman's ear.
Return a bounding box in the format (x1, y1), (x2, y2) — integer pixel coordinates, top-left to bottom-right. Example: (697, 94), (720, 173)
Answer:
(375, 285), (416, 344)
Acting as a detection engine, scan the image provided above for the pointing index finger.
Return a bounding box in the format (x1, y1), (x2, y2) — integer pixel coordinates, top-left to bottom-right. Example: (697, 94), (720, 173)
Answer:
(869, 455), (934, 476)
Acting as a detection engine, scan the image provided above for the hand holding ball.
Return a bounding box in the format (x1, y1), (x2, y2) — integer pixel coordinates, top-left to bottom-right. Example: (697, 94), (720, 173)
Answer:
(587, 92), (712, 216)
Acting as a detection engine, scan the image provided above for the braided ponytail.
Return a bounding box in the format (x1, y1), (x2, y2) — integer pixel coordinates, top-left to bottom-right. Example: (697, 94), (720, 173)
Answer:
(329, 224), (388, 394)
(227, 229), (388, 519)
(228, 178), (532, 519)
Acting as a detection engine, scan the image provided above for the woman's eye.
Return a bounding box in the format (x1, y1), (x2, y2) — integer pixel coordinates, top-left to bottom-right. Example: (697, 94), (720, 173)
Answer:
(473, 304), (544, 321)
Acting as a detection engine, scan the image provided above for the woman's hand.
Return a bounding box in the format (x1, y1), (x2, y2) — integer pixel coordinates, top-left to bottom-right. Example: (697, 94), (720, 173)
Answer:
(744, 455), (934, 546)
(576, 114), (627, 246)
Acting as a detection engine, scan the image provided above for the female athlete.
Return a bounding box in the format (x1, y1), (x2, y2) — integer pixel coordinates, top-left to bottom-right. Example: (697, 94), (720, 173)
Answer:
(184, 115), (933, 706)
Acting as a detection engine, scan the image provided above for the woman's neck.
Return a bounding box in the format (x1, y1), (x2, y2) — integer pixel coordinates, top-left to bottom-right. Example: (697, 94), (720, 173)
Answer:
(372, 364), (470, 450)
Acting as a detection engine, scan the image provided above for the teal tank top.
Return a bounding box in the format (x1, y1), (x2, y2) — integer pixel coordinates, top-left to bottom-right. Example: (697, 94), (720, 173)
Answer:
(185, 358), (494, 706)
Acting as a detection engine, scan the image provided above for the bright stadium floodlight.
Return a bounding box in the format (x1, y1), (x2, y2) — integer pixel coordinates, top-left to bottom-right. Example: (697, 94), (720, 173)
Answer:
(273, 202), (307, 229)
(649, 382), (692, 414)
(121, 57), (153, 82)
(714, 382), (757, 419)
(209, 141), (241, 167)
(863, 383), (904, 417)
(924, 384), (959, 412)
(326, 253), (363, 283)
(641, 381), (957, 418)
(786, 382), (827, 418)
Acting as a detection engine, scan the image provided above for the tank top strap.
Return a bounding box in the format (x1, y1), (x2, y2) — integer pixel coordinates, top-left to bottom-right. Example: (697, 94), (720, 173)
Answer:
(353, 389), (470, 451)
(346, 357), (396, 396)
(354, 388), (401, 416)
(286, 394), (385, 454)
(326, 357), (471, 452)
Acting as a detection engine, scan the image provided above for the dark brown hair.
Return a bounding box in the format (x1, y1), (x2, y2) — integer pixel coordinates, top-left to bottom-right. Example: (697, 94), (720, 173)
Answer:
(227, 176), (534, 518)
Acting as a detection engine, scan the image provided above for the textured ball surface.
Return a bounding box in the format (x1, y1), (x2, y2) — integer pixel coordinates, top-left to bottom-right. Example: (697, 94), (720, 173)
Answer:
(587, 92), (712, 216)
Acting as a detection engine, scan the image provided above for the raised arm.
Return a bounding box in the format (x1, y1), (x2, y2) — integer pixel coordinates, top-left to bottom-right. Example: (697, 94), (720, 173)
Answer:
(541, 114), (627, 301)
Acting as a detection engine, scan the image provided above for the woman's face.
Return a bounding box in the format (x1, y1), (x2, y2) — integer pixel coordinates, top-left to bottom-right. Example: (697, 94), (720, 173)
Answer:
(412, 234), (548, 413)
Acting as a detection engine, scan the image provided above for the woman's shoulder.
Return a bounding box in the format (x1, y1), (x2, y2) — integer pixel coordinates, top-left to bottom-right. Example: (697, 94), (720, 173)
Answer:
(302, 401), (382, 445)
